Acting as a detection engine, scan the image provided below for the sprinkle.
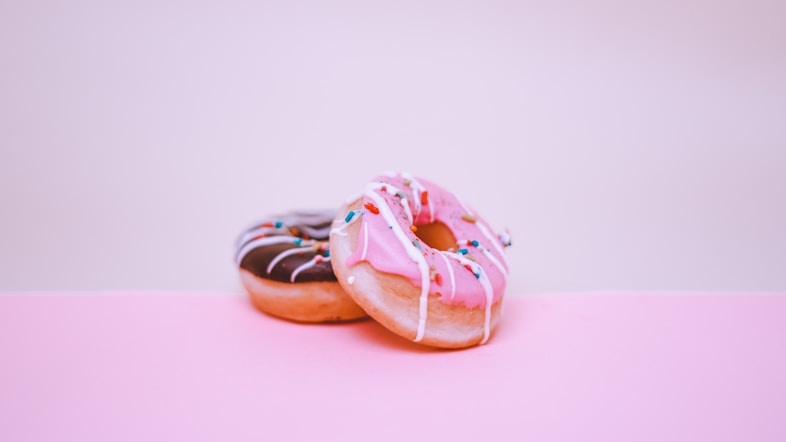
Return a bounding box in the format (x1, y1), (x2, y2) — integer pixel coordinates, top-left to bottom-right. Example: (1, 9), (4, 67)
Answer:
(289, 227), (300, 236)
(315, 256), (322, 263)
(344, 211), (356, 223)
(466, 239), (479, 247)
(412, 239), (422, 252)
(381, 185), (387, 192)
(464, 264), (480, 279)
(252, 234), (265, 241)
(275, 221), (283, 228)
(261, 222), (274, 228)
(435, 273), (443, 286)
(410, 225), (418, 233)
(458, 248), (468, 255)
(499, 230), (513, 248)
(294, 238), (303, 246)
(324, 249), (330, 257)
(461, 213), (477, 223)
(364, 202), (380, 214)
(403, 178), (412, 186)
(421, 191), (429, 205)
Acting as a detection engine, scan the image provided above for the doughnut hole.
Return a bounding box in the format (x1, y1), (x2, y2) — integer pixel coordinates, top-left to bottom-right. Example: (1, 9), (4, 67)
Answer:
(413, 222), (457, 251)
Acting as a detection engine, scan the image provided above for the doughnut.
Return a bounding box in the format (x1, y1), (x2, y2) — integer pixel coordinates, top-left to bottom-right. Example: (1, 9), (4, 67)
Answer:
(236, 210), (367, 323)
(330, 172), (512, 348)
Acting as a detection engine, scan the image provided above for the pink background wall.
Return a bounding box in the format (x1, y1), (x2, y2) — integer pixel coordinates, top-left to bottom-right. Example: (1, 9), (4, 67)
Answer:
(1, 0), (784, 294)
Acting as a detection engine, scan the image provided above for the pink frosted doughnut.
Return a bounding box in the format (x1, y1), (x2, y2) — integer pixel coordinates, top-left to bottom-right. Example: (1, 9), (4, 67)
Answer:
(330, 172), (512, 348)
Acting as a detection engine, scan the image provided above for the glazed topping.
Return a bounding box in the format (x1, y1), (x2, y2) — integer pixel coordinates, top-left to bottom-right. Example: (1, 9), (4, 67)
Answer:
(332, 172), (511, 344)
(236, 210), (336, 283)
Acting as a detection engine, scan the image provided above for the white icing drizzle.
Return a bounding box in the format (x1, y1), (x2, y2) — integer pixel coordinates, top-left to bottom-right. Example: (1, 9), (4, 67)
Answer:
(456, 238), (508, 278)
(437, 251), (457, 300)
(368, 181), (413, 225)
(290, 255), (330, 282)
(444, 251), (494, 344)
(456, 198), (509, 269)
(236, 225), (286, 248)
(235, 236), (307, 264)
(479, 246), (509, 277)
(266, 246), (314, 274)
(475, 220), (509, 267)
(365, 189), (432, 342)
(401, 172), (434, 223)
(236, 210), (335, 247)
(360, 221), (369, 261)
(400, 172), (421, 216)
(330, 210), (361, 237)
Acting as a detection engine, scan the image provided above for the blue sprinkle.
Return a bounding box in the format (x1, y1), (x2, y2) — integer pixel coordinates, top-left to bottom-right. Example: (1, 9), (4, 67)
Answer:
(275, 221), (283, 228)
(344, 211), (355, 223)
(458, 248), (468, 255)
(324, 249), (330, 257)
(470, 240), (479, 247)
(294, 238), (302, 246)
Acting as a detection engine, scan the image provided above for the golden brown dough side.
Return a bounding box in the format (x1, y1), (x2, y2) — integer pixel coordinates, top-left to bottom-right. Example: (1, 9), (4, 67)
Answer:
(239, 269), (368, 323)
(330, 199), (503, 348)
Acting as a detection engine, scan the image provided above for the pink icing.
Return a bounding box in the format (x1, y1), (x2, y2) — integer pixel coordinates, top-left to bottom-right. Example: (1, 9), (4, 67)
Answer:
(344, 172), (510, 311)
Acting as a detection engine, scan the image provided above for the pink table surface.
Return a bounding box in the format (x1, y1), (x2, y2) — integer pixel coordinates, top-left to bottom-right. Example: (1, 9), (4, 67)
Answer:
(1, 292), (785, 441)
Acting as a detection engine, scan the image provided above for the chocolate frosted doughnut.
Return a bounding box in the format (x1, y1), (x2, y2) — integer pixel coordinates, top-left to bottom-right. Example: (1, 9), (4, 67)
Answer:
(235, 210), (367, 322)
(236, 210), (336, 283)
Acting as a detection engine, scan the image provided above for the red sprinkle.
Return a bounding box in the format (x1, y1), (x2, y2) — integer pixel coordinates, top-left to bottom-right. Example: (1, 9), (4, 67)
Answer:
(315, 256), (322, 263)
(435, 273), (443, 286)
(364, 202), (380, 214)
(421, 191), (429, 205)
(381, 185), (387, 192)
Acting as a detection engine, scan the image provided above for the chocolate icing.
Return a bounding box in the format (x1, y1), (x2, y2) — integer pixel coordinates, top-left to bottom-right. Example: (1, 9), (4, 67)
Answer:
(235, 210), (337, 283)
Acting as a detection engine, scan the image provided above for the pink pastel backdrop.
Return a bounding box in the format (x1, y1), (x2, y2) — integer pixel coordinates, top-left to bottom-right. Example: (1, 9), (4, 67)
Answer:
(0, 0), (784, 294)
(1, 2), (785, 440)
(2, 293), (785, 441)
